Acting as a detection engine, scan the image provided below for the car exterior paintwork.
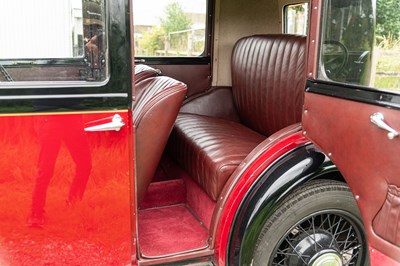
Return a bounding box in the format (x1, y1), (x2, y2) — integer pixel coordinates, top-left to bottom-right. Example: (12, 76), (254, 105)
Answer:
(0, 111), (133, 264)
(214, 132), (309, 265)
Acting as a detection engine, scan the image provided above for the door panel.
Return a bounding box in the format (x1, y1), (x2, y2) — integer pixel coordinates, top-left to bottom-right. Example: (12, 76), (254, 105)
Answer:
(305, 0), (400, 261)
(0, 111), (132, 264)
(0, 0), (134, 264)
(303, 90), (400, 261)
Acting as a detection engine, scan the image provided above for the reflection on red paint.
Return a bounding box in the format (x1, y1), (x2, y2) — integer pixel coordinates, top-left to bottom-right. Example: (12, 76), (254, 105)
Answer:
(0, 113), (132, 265)
(29, 115), (92, 228)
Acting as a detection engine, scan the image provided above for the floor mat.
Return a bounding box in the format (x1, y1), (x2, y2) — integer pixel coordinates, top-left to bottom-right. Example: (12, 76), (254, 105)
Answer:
(140, 179), (186, 209)
(138, 205), (209, 258)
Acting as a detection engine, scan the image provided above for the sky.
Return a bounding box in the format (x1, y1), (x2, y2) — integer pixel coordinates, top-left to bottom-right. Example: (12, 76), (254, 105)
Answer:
(133, 0), (206, 26)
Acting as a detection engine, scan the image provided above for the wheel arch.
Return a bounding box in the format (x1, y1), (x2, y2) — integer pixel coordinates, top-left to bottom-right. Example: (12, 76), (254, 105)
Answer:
(226, 143), (349, 265)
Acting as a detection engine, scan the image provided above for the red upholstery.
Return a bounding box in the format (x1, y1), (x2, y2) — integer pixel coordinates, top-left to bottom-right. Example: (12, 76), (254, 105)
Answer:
(169, 35), (307, 200)
(134, 64), (161, 84)
(232, 35), (307, 136)
(134, 76), (187, 204)
(169, 113), (264, 200)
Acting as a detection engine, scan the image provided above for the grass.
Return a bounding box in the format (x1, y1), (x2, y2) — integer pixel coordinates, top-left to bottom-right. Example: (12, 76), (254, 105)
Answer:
(375, 76), (400, 89)
(374, 48), (400, 90)
(374, 34), (400, 90)
(377, 33), (400, 50)
(376, 50), (400, 73)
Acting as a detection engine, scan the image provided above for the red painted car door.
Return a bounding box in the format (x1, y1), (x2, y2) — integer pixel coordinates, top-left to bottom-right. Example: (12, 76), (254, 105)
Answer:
(304, 0), (400, 263)
(0, 0), (134, 264)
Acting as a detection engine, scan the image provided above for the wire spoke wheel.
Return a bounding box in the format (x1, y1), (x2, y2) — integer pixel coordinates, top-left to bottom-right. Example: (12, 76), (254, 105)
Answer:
(251, 180), (368, 266)
(271, 211), (364, 266)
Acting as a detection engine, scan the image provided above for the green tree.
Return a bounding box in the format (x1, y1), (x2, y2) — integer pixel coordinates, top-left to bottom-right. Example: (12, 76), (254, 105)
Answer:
(139, 26), (165, 55)
(160, 2), (192, 34)
(137, 2), (193, 56)
(377, 0), (400, 38)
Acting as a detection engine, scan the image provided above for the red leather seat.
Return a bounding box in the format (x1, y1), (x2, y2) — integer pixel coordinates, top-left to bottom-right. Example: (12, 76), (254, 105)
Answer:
(170, 34), (307, 201)
(134, 76), (187, 204)
(169, 113), (264, 200)
(134, 64), (161, 84)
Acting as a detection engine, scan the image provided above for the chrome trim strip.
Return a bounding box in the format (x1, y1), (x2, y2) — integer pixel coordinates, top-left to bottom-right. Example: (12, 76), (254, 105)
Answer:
(0, 76), (110, 89)
(0, 93), (127, 100)
(0, 109), (129, 117)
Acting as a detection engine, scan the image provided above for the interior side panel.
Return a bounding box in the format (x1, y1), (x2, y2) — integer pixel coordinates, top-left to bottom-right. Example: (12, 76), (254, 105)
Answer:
(303, 92), (400, 261)
(212, 0), (280, 86)
(150, 64), (212, 99)
(180, 87), (240, 121)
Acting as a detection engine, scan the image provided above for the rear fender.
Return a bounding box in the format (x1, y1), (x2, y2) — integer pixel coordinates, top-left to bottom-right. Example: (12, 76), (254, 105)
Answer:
(227, 144), (340, 265)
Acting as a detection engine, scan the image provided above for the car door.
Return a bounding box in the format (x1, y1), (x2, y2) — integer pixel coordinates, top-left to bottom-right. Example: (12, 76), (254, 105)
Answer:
(303, 0), (400, 263)
(0, 0), (134, 264)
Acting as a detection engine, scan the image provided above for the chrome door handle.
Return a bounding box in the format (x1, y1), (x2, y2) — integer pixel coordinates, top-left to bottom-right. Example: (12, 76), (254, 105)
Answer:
(370, 112), (399, 140)
(84, 114), (125, 132)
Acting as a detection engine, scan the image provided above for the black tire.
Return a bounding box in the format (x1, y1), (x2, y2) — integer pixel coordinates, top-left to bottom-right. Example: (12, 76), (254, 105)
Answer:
(252, 180), (369, 266)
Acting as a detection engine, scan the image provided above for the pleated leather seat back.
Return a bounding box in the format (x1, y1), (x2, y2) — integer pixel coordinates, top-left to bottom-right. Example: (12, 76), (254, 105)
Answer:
(133, 76), (187, 205)
(134, 64), (160, 84)
(231, 34), (307, 136)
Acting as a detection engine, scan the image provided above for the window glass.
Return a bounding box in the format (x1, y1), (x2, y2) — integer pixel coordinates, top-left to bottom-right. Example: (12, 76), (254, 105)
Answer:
(284, 3), (309, 35)
(0, 0), (108, 85)
(319, 0), (400, 92)
(133, 0), (207, 57)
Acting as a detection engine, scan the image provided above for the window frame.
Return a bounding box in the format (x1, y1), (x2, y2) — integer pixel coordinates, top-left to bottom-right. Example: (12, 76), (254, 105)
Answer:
(133, 0), (213, 65)
(282, 1), (309, 35)
(0, 0), (110, 89)
(315, 0), (400, 95)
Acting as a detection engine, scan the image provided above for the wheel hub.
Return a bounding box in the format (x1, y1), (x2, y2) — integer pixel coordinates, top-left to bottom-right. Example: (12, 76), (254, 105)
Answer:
(311, 251), (343, 266)
(288, 231), (344, 265)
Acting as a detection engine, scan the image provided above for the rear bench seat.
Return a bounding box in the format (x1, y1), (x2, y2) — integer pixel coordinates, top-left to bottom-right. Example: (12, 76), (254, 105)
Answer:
(169, 34), (307, 201)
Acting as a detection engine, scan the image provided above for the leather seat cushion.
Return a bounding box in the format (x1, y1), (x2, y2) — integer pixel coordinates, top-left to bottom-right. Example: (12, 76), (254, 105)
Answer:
(169, 113), (265, 200)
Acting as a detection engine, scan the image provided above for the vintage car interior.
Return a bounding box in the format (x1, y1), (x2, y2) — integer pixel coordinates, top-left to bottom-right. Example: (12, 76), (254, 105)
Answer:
(3, 0), (400, 264)
(132, 0), (310, 263)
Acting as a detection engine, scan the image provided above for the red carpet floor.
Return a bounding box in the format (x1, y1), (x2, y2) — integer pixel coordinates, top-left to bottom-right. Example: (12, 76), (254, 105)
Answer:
(140, 179), (186, 209)
(138, 204), (209, 258)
